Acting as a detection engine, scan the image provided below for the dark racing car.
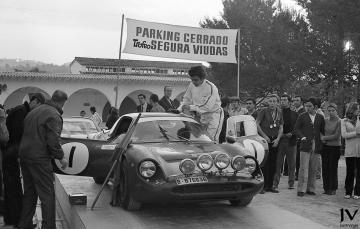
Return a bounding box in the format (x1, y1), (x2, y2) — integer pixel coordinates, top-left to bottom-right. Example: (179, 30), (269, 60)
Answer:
(55, 113), (264, 210)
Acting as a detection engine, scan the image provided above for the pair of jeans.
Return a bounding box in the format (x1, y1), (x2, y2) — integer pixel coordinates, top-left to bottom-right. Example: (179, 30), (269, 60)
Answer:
(345, 157), (360, 196)
(273, 137), (296, 188)
(297, 141), (319, 193)
(321, 145), (340, 192)
(263, 143), (278, 190)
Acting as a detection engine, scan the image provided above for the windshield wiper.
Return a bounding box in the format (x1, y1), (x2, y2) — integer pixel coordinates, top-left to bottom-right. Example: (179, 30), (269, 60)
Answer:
(158, 124), (170, 141)
(157, 124), (190, 142)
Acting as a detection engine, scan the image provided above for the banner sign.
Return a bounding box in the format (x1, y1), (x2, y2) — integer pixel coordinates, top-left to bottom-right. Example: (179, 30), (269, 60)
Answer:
(123, 18), (238, 63)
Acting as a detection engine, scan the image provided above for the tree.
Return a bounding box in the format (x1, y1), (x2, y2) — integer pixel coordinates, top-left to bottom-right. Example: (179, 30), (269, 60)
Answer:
(201, 0), (310, 99)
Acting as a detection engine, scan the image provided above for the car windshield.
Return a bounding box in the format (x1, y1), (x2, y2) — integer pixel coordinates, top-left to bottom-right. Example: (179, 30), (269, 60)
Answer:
(131, 119), (213, 143)
(62, 120), (99, 135)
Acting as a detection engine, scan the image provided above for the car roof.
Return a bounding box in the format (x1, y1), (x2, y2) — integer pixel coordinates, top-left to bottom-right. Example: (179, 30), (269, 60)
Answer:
(124, 112), (189, 119)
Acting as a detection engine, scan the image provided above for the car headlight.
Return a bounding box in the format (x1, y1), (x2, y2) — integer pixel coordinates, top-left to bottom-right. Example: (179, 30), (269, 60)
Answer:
(245, 157), (257, 173)
(196, 154), (213, 171)
(231, 156), (246, 171)
(179, 159), (196, 175)
(214, 153), (230, 170)
(139, 161), (156, 178)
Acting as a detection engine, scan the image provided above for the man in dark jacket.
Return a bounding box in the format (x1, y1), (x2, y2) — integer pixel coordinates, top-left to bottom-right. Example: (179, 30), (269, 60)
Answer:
(158, 86), (177, 112)
(273, 95), (298, 190)
(295, 97), (325, 197)
(3, 93), (45, 227)
(18, 90), (68, 229)
(136, 94), (152, 112)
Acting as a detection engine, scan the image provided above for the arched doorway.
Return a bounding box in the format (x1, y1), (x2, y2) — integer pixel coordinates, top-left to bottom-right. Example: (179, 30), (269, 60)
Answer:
(119, 90), (153, 116)
(3, 87), (50, 110)
(63, 88), (110, 120)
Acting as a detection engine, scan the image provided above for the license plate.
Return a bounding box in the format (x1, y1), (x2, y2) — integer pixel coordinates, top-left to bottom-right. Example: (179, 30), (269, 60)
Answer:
(176, 176), (208, 185)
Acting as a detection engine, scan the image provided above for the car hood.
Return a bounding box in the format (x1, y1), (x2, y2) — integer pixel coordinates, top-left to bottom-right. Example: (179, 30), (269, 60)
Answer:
(129, 142), (250, 177)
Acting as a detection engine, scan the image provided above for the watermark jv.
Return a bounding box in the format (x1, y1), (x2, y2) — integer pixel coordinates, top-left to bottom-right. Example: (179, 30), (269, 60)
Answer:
(340, 208), (359, 228)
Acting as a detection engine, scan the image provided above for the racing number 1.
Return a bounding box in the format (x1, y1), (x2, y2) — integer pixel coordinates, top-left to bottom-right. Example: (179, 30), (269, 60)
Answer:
(69, 146), (76, 168)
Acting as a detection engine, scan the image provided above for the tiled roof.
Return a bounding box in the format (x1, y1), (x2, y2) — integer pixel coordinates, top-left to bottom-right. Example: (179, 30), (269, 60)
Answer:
(73, 57), (202, 69)
(0, 72), (191, 83)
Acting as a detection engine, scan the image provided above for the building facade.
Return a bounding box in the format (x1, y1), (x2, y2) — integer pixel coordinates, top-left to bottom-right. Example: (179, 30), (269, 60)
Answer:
(1, 57), (201, 120)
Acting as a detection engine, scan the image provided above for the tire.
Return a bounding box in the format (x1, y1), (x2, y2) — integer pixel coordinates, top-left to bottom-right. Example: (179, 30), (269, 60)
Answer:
(93, 176), (106, 184)
(229, 196), (253, 207)
(119, 162), (141, 211)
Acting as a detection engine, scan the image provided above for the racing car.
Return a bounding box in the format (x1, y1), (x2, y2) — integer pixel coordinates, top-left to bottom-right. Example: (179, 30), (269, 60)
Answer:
(55, 113), (264, 210)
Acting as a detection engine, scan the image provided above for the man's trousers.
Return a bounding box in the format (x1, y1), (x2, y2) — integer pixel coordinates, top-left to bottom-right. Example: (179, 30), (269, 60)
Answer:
(19, 160), (55, 229)
(273, 138), (296, 188)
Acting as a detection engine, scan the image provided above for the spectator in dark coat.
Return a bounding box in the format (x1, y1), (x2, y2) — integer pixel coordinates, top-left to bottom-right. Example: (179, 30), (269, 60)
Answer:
(106, 107), (118, 129)
(18, 90), (69, 229)
(295, 97), (325, 197)
(136, 94), (152, 112)
(3, 93), (45, 227)
(159, 86), (177, 112)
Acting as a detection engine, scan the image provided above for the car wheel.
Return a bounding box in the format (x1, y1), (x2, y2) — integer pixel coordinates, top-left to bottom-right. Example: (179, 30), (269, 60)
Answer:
(229, 196), (253, 207)
(93, 176), (106, 184)
(119, 162), (141, 211)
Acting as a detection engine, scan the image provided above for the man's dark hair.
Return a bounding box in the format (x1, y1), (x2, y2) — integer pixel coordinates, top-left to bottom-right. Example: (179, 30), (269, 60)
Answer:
(164, 86), (172, 91)
(138, 94), (146, 99)
(90, 106), (96, 112)
(30, 92), (46, 104)
(305, 97), (317, 107)
(280, 94), (292, 102)
(150, 94), (159, 103)
(221, 97), (230, 108)
(293, 95), (302, 101)
(315, 98), (322, 108)
(245, 98), (256, 105)
(51, 90), (67, 103)
(188, 66), (206, 79)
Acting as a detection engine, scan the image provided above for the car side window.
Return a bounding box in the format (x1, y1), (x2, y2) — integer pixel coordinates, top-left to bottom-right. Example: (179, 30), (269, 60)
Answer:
(111, 117), (132, 138)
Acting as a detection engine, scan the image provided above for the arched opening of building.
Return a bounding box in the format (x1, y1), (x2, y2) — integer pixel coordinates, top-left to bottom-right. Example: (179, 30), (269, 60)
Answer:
(3, 87), (50, 111)
(119, 89), (153, 116)
(63, 88), (110, 121)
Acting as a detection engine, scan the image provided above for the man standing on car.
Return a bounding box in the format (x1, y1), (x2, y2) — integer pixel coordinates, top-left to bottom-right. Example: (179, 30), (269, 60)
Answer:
(256, 94), (283, 193)
(18, 90), (69, 229)
(3, 93), (45, 227)
(179, 66), (223, 142)
(273, 94), (298, 190)
(295, 97), (325, 197)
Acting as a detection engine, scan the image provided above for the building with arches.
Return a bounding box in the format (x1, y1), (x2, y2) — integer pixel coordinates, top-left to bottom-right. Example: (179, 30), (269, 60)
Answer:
(0, 57), (201, 119)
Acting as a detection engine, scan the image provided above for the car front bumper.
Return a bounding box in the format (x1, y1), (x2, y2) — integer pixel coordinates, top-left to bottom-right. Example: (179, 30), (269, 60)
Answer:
(131, 174), (264, 203)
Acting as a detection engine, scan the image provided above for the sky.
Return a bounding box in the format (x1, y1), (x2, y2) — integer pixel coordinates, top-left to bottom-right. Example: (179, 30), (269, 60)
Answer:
(0, 0), (298, 65)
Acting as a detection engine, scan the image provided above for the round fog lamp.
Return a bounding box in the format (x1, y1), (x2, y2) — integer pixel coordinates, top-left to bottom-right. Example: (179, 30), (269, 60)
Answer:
(179, 159), (196, 175)
(245, 157), (257, 173)
(139, 161), (156, 178)
(231, 156), (246, 171)
(197, 154), (213, 171)
(214, 153), (230, 170)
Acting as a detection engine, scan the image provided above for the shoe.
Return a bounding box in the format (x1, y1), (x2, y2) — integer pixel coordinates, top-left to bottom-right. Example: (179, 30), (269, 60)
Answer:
(297, 192), (305, 197)
(353, 195), (360, 200)
(259, 189), (266, 194)
(322, 190), (330, 195)
(330, 190), (336, 195)
(295, 176), (298, 181)
(344, 195), (351, 199)
(288, 186), (294, 190)
(306, 191), (316, 195)
(268, 188), (279, 193)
